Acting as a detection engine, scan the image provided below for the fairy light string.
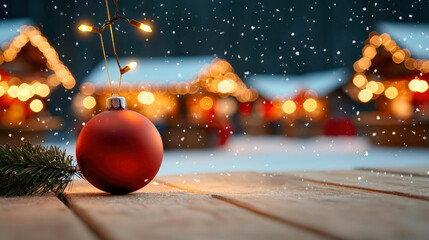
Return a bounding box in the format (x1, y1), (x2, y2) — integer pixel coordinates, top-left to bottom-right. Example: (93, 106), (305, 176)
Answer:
(99, 34), (113, 93)
(78, 0), (151, 95)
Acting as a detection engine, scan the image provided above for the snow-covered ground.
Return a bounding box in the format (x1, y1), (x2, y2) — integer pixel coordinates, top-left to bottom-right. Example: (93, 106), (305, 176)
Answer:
(50, 135), (429, 176)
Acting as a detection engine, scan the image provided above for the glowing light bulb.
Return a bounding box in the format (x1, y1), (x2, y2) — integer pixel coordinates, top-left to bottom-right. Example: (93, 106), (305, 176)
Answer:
(128, 62), (137, 69)
(139, 24), (152, 32)
(121, 62), (138, 74)
(30, 99), (43, 113)
(78, 25), (93, 32)
(282, 100), (296, 114)
(130, 20), (152, 33)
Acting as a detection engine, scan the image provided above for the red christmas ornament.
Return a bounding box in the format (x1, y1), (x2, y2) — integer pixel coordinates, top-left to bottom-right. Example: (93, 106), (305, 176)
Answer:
(76, 97), (163, 194)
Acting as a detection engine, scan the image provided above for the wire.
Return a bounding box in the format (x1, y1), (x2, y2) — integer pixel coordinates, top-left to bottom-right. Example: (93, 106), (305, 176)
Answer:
(118, 73), (122, 94)
(105, 0), (123, 95)
(79, 0), (151, 96)
(99, 34), (113, 94)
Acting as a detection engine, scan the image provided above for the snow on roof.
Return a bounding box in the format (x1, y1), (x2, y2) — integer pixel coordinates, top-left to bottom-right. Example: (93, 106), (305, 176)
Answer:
(247, 68), (348, 98)
(83, 55), (215, 84)
(376, 21), (429, 59)
(0, 18), (34, 45)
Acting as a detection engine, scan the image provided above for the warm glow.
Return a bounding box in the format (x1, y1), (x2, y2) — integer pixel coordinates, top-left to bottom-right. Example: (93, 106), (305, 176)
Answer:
(0, 85), (5, 97)
(303, 98), (317, 112)
(418, 80), (428, 93)
(18, 84), (34, 101)
(78, 25), (93, 32)
(217, 79), (233, 93)
(282, 100), (296, 114)
(363, 46), (377, 59)
(409, 79), (429, 93)
(352, 74), (367, 88)
(375, 82), (385, 95)
(29, 99), (43, 113)
(138, 91), (155, 105)
(139, 24), (152, 32)
(366, 81), (379, 93)
(128, 62), (137, 69)
(391, 97), (413, 119)
(392, 50), (405, 64)
(7, 85), (19, 98)
(36, 84), (50, 97)
(199, 96), (214, 110)
(384, 86), (398, 99)
(358, 89), (373, 103)
(408, 79), (420, 92)
(83, 96), (96, 109)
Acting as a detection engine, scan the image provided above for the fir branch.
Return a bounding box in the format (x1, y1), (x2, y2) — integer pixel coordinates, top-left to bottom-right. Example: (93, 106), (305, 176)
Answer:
(0, 142), (81, 197)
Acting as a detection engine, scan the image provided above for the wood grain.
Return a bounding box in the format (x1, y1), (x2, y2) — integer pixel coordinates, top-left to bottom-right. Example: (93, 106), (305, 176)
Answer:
(0, 195), (96, 240)
(64, 179), (319, 240)
(159, 171), (429, 240)
(357, 166), (429, 178)
(287, 169), (429, 200)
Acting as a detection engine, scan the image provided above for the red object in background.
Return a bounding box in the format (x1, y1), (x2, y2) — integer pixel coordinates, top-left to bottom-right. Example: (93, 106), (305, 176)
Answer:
(76, 107), (163, 195)
(324, 118), (356, 136)
(218, 122), (234, 146)
(262, 100), (280, 121)
(238, 102), (253, 115)
(412, 91), (429, 106)
(0, 69), (9, 80)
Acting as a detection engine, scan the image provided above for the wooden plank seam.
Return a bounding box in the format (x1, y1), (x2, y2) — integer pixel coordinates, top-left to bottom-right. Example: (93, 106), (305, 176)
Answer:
(356, 168), (429, 178)
(58, 193), (111, 240)
(156, 180), (344, 240)
(287, 176), (429, 202)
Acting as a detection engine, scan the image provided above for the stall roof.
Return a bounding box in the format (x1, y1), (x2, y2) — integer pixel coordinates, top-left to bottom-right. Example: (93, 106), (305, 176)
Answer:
(248, 68), (348, 99)
(376, 21), (429, 60)
(83, 56), (214, 84)
(0, 18), (34, 44)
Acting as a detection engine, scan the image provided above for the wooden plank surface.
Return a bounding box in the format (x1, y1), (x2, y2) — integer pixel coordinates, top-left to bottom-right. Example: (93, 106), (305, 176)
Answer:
(64, 179), (319, 240)
(357, 166), (429, 178)
(159, 171), (429, 240)
(0, 195), (96, 240)
(287, 169), (429, 200)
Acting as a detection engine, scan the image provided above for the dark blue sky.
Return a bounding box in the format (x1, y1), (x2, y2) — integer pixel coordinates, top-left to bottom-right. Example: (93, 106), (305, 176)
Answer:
(1, 0), (427, 81)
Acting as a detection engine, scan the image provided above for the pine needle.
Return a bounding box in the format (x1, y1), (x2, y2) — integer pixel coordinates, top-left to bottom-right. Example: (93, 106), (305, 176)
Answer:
(0, 142), (81, 197)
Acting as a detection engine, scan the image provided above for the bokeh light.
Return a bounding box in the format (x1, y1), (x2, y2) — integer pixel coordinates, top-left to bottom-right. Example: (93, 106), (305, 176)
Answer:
(358, 89), (373, 103)
(384, 86), (398, 99)
(83, 96), (96, 109)
(29, 99), (43, 112)
(199, 96), (213, 110)
(282, 100), (296, 114)
(138, 91), (155, 105)
(303, 98), (317, 112)
(217, 79), (233, 93)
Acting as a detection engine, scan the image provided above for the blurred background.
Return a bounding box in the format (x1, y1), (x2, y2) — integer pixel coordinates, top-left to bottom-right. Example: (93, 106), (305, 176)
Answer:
(0, 0), (428, 174)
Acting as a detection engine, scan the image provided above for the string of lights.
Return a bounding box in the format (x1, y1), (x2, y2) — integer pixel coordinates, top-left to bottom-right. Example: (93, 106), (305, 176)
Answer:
(78, 0), (152, 95)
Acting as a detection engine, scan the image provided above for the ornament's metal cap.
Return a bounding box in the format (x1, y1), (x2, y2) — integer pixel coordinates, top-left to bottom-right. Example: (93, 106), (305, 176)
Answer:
(106, 96), (127, 110)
